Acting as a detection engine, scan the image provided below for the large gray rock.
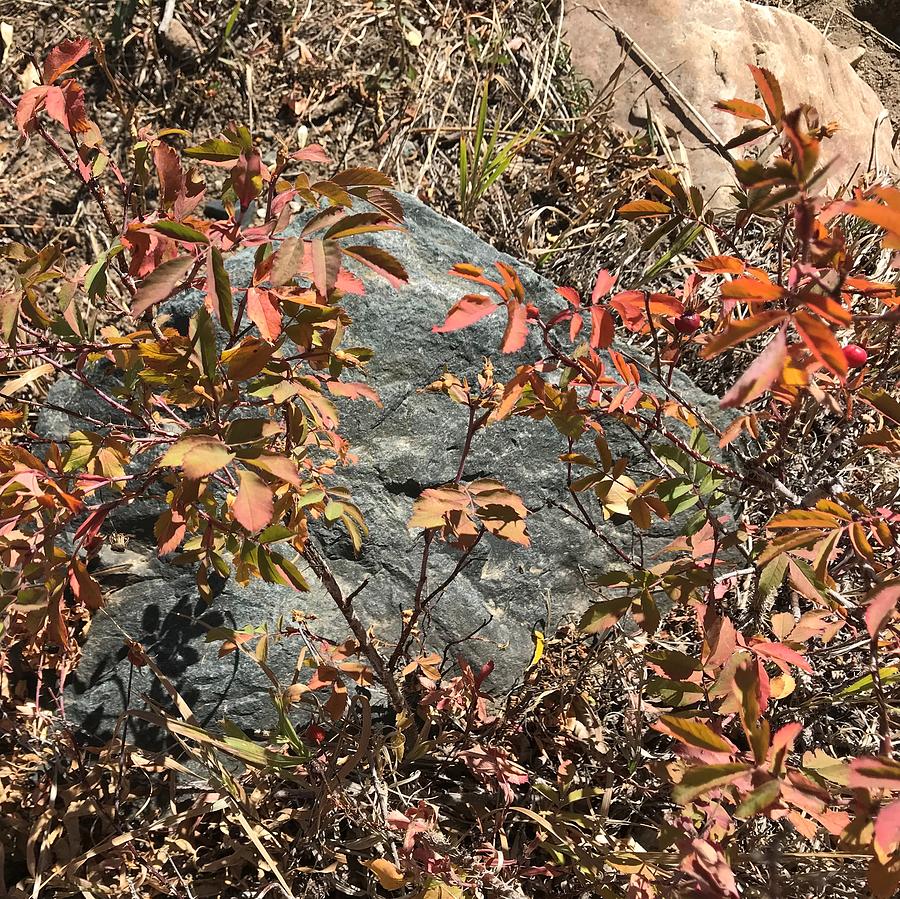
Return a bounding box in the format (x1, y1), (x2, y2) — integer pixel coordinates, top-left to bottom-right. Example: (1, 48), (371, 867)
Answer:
(42, 193), (721, 740)
(565, 0), (898, 204)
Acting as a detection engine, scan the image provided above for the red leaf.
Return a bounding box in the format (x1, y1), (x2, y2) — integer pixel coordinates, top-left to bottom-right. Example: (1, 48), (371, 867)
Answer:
(556, 286), (580, 308)
(15, 86), (49, 135)
(43, 38), (91, 84)
(310, 238), (341, 295)
(233, 469), (274, 533)
(433, 294), (498, 333)
(589, 306), (615, 350)
(154, 141), (184, 209)
(132, 255), (196, 316)
(748, 64), (784, 122)
(865, 581), (900, 639)
(245, 286), (282, 342)
(751, 640), (813, 674)
(501, 300), (528, 353)
(44, 83), (91, 133)
(68, 558), (103, 610)
(342, 244), (408, 289)
(591, 269), (617, 303)
(569, 312), (584, 342)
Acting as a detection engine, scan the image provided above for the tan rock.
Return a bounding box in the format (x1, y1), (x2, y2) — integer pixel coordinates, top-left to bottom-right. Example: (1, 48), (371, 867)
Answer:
(159, 18), (202, 67)
(565, 0), (898, 205)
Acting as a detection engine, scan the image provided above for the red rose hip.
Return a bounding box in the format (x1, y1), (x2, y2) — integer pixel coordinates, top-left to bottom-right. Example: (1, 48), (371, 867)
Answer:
(674, 313), (702, 334)
(842, 343), (868, 368)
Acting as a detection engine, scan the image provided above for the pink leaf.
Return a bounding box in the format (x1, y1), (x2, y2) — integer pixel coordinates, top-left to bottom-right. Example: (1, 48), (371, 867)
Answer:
(866, 581), (900, 639)
(720, 329), (786, 408)
(875, 799), (900, 862)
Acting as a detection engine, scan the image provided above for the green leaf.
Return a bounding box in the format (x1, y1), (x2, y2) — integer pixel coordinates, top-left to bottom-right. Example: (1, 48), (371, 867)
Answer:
(223, 0), (240, 40)
(656, 714), (734, 753)
(579, 595), (632, 633)
(206, 245), (234, 332)
(733, 779), (781, 818)
(184, 138), (242, 161)
(152, 220), (209, 244)
(672, 763), (751, 804)
(758, 555), (788, 604)
(191, 306), (218, 382)
(85, 257), (108, 301)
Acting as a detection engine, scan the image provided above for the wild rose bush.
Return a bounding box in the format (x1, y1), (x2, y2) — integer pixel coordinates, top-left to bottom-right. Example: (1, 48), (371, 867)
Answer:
(2, 40), (900, 898)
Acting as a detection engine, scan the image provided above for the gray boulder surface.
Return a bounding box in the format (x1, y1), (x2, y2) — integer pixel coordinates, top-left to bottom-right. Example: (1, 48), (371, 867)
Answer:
(39, 192), (721, 741)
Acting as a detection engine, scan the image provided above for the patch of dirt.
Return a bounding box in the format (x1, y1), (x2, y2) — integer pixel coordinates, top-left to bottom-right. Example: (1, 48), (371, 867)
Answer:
(0, 0), (633, 293)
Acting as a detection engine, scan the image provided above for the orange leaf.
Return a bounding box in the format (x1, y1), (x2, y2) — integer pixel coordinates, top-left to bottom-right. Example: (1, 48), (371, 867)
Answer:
(800, 293), (851, 327)
(159, 434), (234, 480)
(696, 255), (746, 274)
(433, 294), (498, 333)
(767, 509), (841, 529)
(843, 191), (900, 249)
(701, 310), (788, 358)
(715, 98), (766, 121)
(720, 276), (784, 302)
(233, 469), (275, 533)
(245, 287), (282, 342)
(501, 299), (528, 353)
(618, 199), (671, 219)
(793, 310), (848, 378)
